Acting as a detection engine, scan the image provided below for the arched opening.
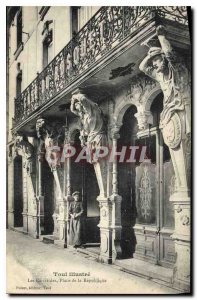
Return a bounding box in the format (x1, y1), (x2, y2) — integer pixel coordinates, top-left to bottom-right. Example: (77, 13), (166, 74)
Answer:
(14, 156), (23, 228)
(69, 130), (100, 248)
(117, 105), (138, 258)
(150, 92), (163, 128)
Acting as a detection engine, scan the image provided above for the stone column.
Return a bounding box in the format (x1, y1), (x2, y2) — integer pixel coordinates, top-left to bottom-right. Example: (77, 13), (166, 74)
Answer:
(109, 126), (122, 260)
(95, 144), (122, 263)
(56, 136), (73, 248)
(36, 118), (65, 241)
(36, 150), (44, 237)
(22, 160), (28, 233)
(54, 154), (68, 248)
(52, 167), (61, 240)
(162, 114), (191, 291)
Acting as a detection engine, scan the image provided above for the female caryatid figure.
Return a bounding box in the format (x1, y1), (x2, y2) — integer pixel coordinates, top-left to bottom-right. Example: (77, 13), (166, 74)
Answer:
(70, 92), (107, 162)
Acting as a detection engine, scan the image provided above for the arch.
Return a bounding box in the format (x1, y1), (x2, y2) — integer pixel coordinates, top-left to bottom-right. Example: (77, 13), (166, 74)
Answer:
(143, 86), (162, 113)
(68, 121), (81, 143)
(113, 99), (138, 131)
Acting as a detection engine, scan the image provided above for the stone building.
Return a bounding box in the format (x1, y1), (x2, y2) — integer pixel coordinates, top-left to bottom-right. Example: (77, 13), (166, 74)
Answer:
(7, 6), (191, 292)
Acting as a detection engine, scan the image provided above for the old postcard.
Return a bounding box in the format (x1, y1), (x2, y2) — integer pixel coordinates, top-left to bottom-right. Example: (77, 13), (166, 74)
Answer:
(6, 5), (191, 294)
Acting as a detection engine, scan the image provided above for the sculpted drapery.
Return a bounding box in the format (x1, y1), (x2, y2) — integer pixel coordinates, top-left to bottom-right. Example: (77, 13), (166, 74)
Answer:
(70, 91), (107, 162)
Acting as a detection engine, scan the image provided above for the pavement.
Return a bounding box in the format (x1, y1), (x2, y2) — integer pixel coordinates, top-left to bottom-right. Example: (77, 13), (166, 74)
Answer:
(6, 229), (180, 295)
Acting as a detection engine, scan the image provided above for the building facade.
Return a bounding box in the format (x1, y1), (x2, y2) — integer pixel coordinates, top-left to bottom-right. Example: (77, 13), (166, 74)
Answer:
(7, 6), (191, 292)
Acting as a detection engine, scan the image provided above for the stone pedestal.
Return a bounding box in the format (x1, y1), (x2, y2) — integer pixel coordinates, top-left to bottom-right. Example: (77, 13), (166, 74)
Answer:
(97, 196), (113, 264)
(37, 195), (44, 236)
(7, 210), (15, 228)
(110, 194), (122, 260)
(162, 114), (191, 292)
(54, 197), (70, 248)
(22, 212), (28, 233)
(170, 193), (190, 292)
(53, 212), (59, 239)
(28, 195), (42, 239)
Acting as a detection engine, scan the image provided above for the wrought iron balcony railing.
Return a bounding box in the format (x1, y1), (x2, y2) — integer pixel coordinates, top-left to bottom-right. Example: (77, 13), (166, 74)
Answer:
(14, 6), (188, 126)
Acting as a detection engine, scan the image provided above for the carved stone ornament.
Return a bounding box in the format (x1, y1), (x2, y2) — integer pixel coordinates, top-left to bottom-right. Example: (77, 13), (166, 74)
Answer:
(100, 233), (108, 254)
(120, 74), (156, 130)
(36, 118), (64, 170)
(169, 175), (177, 195)
(181, 215), (190, 226)
(139, 165), (152, 219)
(14, 135), (34, 174)
(162, 113), (182, 149)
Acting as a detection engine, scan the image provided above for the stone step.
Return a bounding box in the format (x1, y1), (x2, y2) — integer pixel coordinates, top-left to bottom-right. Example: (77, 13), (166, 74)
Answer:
(41, 235), (57, 244)
(115, 258), (174, 284)
(10, 227), (27, 235)
(77, 246), (100, 258)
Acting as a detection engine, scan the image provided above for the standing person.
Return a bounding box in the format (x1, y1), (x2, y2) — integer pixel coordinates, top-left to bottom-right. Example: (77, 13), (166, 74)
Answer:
(69, 191), (84, 248)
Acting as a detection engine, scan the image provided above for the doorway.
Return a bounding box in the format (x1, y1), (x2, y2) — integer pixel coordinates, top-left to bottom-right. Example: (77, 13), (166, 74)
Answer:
(70, 131), (100, 246)
(42, 159), (54, 235)
(117, 105), (138, 258)
(134, 93), (176, 267)
(14, 156), (23, 227)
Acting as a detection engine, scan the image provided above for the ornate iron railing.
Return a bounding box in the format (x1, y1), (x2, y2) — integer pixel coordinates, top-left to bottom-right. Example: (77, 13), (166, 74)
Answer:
(14, 6), (188, 126)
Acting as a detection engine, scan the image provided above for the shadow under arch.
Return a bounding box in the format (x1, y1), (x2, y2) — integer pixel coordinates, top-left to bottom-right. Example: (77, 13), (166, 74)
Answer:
(117, 104), (138, 258)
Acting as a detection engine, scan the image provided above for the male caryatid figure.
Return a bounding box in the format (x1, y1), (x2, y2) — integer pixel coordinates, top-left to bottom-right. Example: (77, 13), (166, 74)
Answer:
(139, 25), (191, 134)
(139, 25), (191, 194)
(70, 91), (107, 162)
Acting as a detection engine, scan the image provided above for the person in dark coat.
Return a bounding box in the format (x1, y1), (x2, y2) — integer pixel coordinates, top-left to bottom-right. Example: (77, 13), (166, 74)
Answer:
(69, 191), (84, 248)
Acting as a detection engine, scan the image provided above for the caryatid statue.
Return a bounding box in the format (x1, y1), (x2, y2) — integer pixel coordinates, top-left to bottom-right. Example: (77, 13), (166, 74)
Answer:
(139, 25), (190, 134)
(70, 91), (107, 161)
(15, 135), (34, 174)
(139, 25), (191, 193)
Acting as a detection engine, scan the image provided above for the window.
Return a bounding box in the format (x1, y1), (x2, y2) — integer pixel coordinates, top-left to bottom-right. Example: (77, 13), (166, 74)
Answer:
(71, 7), (80, 37)
(16, 70), (22, 97)
(43, 40), (49, 69)
(42, 20), (53, 69)
(16, 9), (22, 48)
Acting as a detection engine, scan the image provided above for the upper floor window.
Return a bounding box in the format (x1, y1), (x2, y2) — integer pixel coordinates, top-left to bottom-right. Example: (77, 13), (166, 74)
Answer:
(71, 7), (80, 37)
(16, 72), (22, 97)
(42, 20), (53, 69)
(16, 64), (22, 97)
(16, 9), (22, 48)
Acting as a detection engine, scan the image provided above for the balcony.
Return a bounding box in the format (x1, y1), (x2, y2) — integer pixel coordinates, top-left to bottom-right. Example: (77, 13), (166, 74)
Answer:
(13, 6), (189, 130)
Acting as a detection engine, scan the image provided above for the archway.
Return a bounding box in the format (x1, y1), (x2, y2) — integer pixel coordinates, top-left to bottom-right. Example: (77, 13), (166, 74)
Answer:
(14, 155), (23, 228)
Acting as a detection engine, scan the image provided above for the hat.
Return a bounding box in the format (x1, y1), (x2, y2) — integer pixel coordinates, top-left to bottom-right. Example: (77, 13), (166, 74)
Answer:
(147, 47), (164, 64)
(72, 191), (80, 197)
